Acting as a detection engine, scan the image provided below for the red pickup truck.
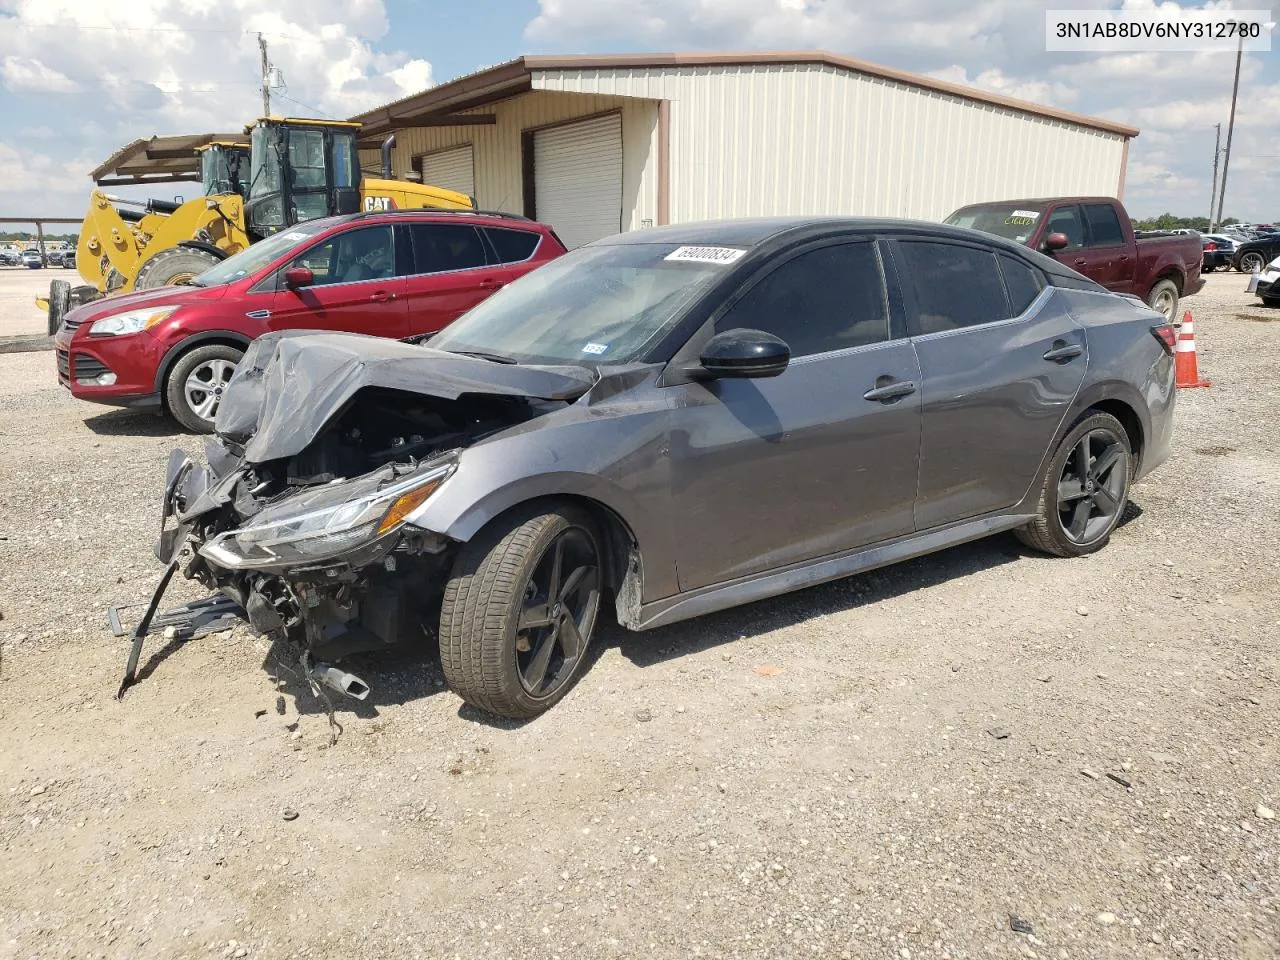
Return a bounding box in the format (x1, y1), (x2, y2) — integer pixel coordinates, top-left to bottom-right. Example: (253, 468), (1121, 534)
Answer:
(945, 197), (1203, 321)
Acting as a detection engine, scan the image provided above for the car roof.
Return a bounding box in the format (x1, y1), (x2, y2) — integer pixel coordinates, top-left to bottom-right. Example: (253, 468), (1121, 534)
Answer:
(347, 209), (546, 230)
(592, 215), (1038, 253)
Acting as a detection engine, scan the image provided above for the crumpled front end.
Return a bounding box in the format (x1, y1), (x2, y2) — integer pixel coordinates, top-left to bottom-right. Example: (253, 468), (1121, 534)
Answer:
(120, 330), (592, 705)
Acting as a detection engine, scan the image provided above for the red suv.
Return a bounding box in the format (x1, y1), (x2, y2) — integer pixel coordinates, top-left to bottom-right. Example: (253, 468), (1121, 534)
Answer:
(54, 211), (565, 431)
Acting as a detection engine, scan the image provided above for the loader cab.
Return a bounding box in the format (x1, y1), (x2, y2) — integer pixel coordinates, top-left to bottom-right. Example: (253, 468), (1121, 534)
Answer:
(198, 141), (251, 199)
(244, 118), (361, 239)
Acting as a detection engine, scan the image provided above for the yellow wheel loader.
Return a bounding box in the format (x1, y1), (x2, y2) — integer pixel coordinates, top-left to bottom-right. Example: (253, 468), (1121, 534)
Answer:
(44, 118), (473, 334)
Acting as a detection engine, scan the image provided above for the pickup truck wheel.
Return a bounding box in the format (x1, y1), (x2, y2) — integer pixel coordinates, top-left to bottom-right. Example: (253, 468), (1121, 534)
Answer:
(164, 343), (243, 433)
(440, 505), (602, 719)
(1145, 279), (1179, 322)
(1239, 252), (1266, 274)
(1016, 411), (1132, 558)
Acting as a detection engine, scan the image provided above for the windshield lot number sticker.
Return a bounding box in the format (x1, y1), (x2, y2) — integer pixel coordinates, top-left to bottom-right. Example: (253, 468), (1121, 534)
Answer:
(665, 246), (747, 265)
(1005, 209), (1041, 226)
(582, 342), (608, 355)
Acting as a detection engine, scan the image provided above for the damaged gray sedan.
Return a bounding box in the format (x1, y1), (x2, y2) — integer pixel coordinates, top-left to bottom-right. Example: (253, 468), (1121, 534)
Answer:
(123, 217), (1176, 719)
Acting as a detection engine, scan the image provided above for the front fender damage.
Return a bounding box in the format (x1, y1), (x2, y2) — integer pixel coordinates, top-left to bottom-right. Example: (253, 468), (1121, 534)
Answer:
(112, 331), (595, 732)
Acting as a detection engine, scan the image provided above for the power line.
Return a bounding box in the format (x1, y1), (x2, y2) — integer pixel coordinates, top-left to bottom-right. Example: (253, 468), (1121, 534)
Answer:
(272, 92), (336, 119)
(37, 23), (316, 41)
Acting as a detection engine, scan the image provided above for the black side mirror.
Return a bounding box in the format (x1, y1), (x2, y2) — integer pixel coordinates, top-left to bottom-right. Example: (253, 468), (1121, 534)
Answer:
(697, 328), (790, 379)
(1043, 232), (1070, 252)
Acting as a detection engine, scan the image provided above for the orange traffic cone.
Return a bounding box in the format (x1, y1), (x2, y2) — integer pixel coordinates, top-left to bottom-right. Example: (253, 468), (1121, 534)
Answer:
(1175, 311), (1211, 389)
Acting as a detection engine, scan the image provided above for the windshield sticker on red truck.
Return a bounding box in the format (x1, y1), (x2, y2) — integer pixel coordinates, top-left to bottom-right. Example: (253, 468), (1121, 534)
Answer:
(1005, 209), (1041, 226)
(665, 246), (747, 265)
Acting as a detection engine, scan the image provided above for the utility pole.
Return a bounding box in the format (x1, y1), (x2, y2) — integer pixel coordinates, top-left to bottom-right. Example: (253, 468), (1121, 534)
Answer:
(1216, 29), (1244, 230)
(1209, 123), (1221, 231)
(258, 33), (271, 117)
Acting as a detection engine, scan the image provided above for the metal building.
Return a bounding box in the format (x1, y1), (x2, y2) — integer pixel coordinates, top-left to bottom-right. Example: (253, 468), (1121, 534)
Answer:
(352, 52), (1138, 248)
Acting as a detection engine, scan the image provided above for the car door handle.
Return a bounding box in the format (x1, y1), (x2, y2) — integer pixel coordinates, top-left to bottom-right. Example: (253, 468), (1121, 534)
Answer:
(369, 290), (396, 302)
(1073, 257), (1087, 266)
(862, 379), (916, 402)
(1043, 341), (1083, 363)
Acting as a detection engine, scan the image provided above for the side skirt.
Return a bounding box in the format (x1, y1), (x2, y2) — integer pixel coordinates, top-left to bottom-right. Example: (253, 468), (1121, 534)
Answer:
(630, 512), (1035, 632)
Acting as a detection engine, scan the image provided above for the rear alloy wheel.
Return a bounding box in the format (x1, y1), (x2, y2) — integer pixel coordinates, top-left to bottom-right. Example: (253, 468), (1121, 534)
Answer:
(1016, 411), (1132, 558)
(1145, 278), (1179, 322)
(441, 505), (602, 719)
(164, 344), (243, 433)
(1239, 252), (1266, 274)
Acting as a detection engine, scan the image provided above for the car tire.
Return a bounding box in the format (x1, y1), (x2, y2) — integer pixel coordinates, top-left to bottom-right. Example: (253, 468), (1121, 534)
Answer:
(47, 279), (70, 335)
(1145, 278), (1179, 322)
(134, 247), (222, 290)
(164, 343), (243, 433)
(1015, 410), (1133, 558)
(1262, 297), (1280, 308)
(1239, 252), (1266, 274)
(440, 504), (603, 719)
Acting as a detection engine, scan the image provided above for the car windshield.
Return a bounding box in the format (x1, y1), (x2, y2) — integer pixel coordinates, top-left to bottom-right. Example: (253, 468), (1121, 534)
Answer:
(945, 203), (1049, 244)
(429, 243), (733, 366)
(188, 220), (335, 287)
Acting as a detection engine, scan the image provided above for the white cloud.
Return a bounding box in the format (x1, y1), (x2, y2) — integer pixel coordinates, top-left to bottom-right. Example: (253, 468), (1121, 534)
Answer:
(0, 0), (434, 214)
(1, 56), (79, 92)
(927, 65), (1079, 108)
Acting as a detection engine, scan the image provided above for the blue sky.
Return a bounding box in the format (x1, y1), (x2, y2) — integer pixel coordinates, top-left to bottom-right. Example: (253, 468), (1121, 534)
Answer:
(1, 0), (1276, 221)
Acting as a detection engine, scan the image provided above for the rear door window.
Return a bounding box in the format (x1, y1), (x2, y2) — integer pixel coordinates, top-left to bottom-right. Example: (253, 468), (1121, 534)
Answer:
(897, 240), (1010, 335)
(714, 241), (889, 357)
(1082, 203), (1125, 247)
(999, 255), (1045, 315)
(409, 224), (489, 274)
(484, 227), (541, 264)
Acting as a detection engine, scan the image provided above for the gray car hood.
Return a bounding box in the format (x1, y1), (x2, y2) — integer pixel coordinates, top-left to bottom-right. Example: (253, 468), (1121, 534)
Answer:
(215, 330), (597, 463)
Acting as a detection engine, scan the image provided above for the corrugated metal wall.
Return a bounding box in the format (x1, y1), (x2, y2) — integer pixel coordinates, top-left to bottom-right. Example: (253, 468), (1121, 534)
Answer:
(534, 63), (1128, 224)
(366, 90), (659, 229)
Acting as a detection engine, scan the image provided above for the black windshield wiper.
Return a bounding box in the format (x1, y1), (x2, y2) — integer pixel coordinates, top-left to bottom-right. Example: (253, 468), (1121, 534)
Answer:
(449, 349), (518, 364)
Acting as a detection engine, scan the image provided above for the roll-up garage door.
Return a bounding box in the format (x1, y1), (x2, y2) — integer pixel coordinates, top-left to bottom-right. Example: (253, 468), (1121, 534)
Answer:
(534, 114), (622, 249)
(419, 145), (475, 198)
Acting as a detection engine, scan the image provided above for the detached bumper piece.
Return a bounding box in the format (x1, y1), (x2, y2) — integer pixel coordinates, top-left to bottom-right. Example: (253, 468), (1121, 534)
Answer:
(111, 571), (247, 699)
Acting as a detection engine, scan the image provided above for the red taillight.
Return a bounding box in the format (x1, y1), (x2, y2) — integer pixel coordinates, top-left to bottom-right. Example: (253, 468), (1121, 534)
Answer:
(1151, 323), (1176, 355)
(1205, 241), (1217, 251)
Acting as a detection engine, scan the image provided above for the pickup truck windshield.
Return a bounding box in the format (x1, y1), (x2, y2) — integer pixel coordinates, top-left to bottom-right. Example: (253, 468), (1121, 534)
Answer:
(946, 203), (1049, 244)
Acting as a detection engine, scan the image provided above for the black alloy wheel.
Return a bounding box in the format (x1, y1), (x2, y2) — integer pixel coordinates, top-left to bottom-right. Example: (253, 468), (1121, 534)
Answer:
(1016, 410), (1132, 557)
(515, 527), (600, 698)
(1056, 428), (1128, 545)
(440, 504), (603, 718)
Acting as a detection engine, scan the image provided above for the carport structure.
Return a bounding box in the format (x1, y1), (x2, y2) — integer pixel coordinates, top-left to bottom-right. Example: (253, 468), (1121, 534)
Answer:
(352, 52), (1138, 249)
(90, 132), (246, 187)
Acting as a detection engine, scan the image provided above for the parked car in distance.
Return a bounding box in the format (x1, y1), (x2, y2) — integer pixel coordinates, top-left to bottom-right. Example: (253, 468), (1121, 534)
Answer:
(55, 210), (565, 432)
(1231, 234), (1280, 273)
(146, 216), (1178, 720)
(1202, 235), (1233, 272)
(1247, 255), (1280, 306)
(22, 249), (44, 269)
(0, 248), (19, 266)
(945, 197), (1204, 321)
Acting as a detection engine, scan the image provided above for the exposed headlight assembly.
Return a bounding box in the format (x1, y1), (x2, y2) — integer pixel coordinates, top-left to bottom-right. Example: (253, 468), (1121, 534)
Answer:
(199, 460), (455, 570)
(89, 306), (180, 336)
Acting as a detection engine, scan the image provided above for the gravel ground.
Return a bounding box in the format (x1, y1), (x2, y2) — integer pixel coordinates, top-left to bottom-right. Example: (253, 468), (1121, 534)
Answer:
(1, 272), (1277, 960)
(0, 266), (65, 338)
